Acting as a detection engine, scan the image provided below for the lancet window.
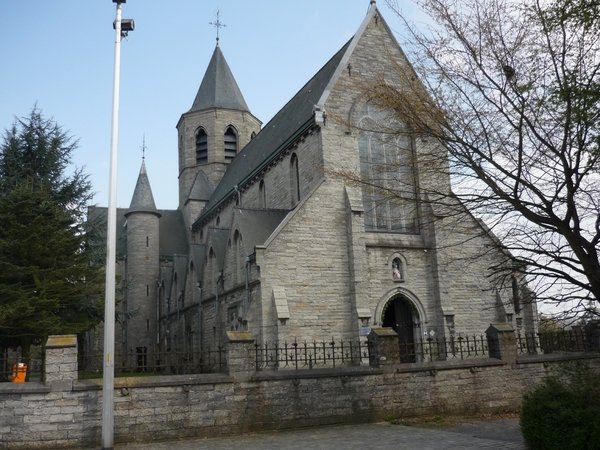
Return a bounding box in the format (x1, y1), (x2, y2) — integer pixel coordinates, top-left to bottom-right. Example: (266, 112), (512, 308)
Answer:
(224, 126), (237, 162)
(196, 128), (208, 164)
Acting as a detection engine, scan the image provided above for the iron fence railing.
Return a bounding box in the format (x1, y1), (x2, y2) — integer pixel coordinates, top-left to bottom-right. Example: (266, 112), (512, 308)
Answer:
(255, 339), (371, 371)
(517, 330), (593, 355)
(79, 345), (227, 379)
(0, 348), (44, 383)
(397, 334), (490, 363)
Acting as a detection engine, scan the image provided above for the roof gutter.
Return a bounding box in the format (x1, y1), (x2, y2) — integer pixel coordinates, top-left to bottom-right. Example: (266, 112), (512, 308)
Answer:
(192, 116), (316, 230)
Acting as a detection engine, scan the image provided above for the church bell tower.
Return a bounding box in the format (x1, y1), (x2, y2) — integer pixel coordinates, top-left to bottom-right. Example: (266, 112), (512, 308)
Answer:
(176, 43), (262, 211)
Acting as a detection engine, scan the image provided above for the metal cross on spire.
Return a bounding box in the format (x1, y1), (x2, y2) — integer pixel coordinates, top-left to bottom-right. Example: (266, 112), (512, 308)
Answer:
(209, 10), (226, 45)
(141, 134), (147, 160)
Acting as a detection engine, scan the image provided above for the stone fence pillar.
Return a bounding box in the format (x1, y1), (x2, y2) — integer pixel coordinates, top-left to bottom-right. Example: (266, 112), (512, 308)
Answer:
(45, 335), (78, 391)
(486, 323), (517, 364)
(226, 331), (256, 382)
(368, 328), (400, 371)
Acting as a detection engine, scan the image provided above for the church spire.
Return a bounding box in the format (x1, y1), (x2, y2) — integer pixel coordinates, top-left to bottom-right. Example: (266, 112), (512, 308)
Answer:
(126, 160), (161, 217)
(188, 45), (250, 113)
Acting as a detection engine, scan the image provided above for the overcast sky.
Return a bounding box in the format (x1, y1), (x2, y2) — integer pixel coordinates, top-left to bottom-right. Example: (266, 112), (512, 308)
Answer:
(0, 0), (421, 209)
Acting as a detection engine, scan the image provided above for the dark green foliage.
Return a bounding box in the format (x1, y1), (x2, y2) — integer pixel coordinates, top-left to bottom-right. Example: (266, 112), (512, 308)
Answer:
(520, 361), (600, 449)
(0, 108), (103, 358)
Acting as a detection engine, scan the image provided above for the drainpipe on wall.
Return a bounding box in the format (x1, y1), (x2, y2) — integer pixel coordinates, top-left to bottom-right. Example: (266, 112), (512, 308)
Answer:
(156, 280), (161, 346)
(166, 294), (171, 337)
(245, 257), (250, 309)
(177, 292), (183, 322)
(215, 271), (222, 315)
(196, 283), (202, 353)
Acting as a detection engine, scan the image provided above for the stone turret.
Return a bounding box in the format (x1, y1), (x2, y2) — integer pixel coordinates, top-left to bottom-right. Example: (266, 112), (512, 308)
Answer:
(124, 160), (161, 366)
(176, 44), (262, 208)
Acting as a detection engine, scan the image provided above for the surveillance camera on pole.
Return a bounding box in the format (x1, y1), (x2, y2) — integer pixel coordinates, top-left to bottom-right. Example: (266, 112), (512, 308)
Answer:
(102, 1), (133, 449)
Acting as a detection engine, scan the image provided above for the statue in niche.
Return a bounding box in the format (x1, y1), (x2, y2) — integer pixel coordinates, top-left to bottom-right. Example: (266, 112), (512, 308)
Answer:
(392, 259), (402, 279)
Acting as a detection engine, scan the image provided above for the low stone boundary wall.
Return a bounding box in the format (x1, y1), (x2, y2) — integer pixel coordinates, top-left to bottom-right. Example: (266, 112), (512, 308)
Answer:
(1, 328), (598, 449)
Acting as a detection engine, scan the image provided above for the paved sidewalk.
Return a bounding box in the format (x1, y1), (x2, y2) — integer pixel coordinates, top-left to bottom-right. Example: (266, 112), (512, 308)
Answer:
(117, 420), (526, 450)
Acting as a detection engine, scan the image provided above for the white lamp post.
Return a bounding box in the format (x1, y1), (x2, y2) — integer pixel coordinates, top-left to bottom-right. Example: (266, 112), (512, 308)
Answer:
(102, 1), (133, 448)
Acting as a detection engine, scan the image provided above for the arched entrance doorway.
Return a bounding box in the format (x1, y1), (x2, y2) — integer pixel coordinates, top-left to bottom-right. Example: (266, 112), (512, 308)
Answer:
(382, 295), (419, 362)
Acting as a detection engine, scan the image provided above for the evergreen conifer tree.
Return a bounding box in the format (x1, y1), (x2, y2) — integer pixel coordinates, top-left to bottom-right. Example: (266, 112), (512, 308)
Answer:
(0, 108), (103, 374)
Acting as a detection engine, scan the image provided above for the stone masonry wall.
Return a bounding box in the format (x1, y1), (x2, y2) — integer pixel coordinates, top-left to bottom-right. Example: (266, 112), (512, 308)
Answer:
(1, 332), (598, 449)
(318, 10), (527, 338)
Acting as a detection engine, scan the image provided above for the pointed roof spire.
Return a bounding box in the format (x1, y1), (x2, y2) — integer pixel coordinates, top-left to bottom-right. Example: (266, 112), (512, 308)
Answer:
(188, 45), (250, 113)
(126, 160), (161, 217)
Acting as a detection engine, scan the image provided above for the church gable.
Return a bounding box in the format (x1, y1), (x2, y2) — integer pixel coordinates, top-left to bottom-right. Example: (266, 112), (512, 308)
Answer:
(192, 41), (352, 230)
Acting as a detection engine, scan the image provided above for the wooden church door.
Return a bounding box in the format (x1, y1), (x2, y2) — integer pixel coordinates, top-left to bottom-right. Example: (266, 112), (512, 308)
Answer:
(382, 297), (416, 362)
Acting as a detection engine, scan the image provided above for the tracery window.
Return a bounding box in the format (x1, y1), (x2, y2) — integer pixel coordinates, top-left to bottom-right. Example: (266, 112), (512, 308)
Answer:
(224, 126), (237, 162)
(358, 104), (418, 233)
(196, 128), (208, 164)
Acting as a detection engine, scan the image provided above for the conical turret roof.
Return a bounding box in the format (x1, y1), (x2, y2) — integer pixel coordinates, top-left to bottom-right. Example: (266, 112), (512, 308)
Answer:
(126, 160), (161, 217)
(189, 45), (250, 113)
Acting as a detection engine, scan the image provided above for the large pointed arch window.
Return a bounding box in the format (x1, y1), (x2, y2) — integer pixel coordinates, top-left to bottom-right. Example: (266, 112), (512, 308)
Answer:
(196, 128), (208, 164)
(224, 126), (237, 162)
(358, 104), (418, 233)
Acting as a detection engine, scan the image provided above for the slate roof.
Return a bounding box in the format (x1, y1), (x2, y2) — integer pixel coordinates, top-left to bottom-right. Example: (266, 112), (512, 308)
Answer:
(190, 244), (207, 277)
(187, 171), (214, 202)
(194, 39), (353, 228)
(156, 210), (188, 257)
(189, 45), (250, 113)
(173, 254), (189, 293)
(87, 206), (188, 260)
(232, 208), (289, 256)
(126, 161), (160, 217)
(208, 228), (230, 271)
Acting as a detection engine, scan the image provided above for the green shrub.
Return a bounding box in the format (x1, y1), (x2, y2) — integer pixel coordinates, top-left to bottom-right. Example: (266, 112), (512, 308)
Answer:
(520, 360), (600, 450)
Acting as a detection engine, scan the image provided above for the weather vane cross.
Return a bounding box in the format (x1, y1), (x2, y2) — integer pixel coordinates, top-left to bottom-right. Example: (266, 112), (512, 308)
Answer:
(209, 10), (226, 44)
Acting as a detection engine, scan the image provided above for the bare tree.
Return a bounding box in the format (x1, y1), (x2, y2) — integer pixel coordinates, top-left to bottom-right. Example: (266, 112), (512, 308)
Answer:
(351, 0), (600, 317)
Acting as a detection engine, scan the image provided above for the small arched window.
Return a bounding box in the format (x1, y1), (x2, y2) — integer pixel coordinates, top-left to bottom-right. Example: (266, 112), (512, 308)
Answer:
(251, 131), (256, 140)
(290, 153), (300, 206)
(196, 128), (208, 164)
(224, 126), (237, 162)
(259, 180), (266, 208)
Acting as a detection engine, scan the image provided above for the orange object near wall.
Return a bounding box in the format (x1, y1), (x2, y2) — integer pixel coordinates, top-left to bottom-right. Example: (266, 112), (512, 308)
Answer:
(12, 363), (27, 382)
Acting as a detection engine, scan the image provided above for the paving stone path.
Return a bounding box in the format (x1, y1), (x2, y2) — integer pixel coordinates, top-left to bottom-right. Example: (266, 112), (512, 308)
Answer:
(118, 420), (526, 450)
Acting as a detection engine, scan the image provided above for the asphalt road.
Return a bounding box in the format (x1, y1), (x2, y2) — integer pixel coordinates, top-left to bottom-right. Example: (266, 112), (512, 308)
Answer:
(117, 418), (526, 450)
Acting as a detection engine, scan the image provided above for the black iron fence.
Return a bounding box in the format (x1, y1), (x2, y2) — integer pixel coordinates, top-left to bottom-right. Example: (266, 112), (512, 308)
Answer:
(397, 334), (490, 363)
(517, 329), (595, 354)
(255, 339), (371, 371)
(0, 348), (44, 383)
(79, 345), (227, 379)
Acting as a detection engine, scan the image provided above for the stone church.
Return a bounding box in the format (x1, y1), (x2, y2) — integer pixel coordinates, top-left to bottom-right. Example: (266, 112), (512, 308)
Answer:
(89, 1), (536, 368)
